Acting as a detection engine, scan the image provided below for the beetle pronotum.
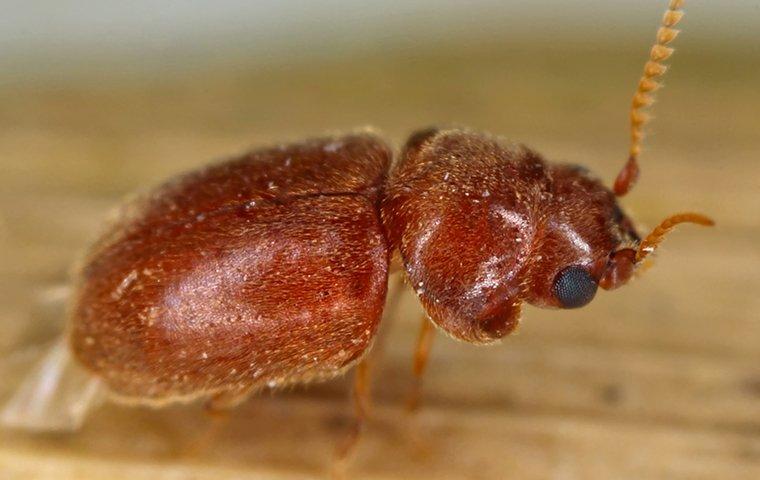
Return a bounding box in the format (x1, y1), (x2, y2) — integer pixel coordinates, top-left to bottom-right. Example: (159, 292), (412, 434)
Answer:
(2, 0), (712, 470)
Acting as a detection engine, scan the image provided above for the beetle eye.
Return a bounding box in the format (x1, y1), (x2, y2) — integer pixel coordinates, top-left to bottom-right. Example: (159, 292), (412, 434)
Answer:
(553, 266), (598, 309)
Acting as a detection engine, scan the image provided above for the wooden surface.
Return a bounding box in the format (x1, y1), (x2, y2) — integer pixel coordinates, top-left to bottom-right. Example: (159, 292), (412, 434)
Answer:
(1, 37), (759, 479)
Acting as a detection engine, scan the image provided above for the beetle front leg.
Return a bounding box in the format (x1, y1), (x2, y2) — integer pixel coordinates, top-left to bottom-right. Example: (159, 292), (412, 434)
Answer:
(406, 315), (436, 412)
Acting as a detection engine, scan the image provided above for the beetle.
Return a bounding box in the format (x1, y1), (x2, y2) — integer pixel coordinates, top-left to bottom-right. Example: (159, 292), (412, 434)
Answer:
(2, 0), (711, 465)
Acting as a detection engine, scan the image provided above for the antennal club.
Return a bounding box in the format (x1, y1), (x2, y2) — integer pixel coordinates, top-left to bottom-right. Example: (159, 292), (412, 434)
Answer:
(614, 0), (685, 196)
(636, 213), (714, 263)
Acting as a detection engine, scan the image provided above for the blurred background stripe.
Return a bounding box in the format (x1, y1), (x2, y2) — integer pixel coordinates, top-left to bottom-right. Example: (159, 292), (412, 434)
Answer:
(1, 0), (758, 82)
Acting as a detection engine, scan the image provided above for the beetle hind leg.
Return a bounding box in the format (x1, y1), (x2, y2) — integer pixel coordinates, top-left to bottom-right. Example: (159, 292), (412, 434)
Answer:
(204, 386), (254, 416)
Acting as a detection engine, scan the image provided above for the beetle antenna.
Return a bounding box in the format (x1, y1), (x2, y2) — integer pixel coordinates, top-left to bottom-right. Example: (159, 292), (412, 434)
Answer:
(614, 0), (685, 196)
(635, 212), (713, 263)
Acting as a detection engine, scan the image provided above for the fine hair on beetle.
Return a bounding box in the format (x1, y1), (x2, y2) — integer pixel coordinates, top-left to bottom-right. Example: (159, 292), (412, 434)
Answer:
(1, 0), (713, 472)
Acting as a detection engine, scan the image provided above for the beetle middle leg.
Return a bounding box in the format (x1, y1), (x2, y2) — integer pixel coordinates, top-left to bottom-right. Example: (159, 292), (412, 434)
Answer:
(332, 358), (372, 479)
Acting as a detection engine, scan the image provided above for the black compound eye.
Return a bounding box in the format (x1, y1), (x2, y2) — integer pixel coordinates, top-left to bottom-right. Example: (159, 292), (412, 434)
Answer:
(553, 266), (598, 309)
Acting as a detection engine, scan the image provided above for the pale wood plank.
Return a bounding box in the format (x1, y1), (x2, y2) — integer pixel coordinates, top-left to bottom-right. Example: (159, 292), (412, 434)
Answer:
(1, 42), (758, 479)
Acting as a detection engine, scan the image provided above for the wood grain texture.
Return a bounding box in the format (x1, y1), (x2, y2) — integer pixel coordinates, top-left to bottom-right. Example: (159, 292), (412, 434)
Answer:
(0, 38), (758, 479)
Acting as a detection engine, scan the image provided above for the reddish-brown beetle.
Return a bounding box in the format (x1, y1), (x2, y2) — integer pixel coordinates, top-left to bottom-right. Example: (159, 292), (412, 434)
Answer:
(2, 0), (712, 465)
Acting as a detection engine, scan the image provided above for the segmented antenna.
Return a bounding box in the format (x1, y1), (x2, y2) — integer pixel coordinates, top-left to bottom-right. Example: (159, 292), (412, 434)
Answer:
(614, 0), (685, 196)
(635, 213), (714, 263)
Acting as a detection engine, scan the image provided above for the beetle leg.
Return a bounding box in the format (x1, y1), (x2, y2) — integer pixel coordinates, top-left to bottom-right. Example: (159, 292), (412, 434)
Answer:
(406, 315), (435, 412)
(205, 387), (253, 417)
(332, 358), (372, 478)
